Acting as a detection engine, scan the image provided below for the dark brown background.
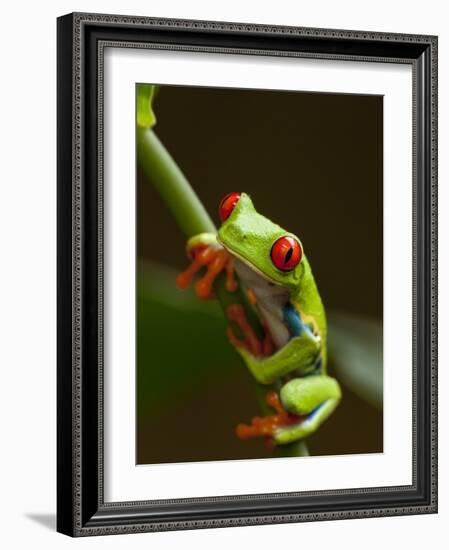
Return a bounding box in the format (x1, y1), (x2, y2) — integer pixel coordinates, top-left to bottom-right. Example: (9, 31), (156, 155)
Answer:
(137, 85), (383, 464)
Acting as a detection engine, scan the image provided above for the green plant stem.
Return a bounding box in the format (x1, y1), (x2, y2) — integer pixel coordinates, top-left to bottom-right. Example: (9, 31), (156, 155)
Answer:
(273, 440), (309, 458)
(137, 127), (216, 236)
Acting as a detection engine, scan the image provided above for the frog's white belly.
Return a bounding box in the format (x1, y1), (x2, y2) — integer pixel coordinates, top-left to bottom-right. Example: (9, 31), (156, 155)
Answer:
(256, 303), (290, 349)
(231, 256), (290, 350)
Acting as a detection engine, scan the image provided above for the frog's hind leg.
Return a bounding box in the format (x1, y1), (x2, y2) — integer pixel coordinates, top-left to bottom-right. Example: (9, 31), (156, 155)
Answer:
(274, 375), (341, 445)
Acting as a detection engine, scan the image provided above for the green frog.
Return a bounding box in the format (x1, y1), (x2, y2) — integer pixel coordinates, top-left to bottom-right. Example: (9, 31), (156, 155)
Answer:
(177, 192), (341, 446)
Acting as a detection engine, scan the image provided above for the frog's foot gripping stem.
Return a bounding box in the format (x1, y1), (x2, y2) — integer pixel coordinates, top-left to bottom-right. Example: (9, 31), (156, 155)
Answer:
(235, 391), (300, 447)
(236, 376), (342, 447)
(176, 236), (237, 300)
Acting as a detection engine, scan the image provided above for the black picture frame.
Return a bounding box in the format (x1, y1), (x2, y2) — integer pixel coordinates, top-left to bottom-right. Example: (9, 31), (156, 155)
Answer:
(57, 12), (438, 536)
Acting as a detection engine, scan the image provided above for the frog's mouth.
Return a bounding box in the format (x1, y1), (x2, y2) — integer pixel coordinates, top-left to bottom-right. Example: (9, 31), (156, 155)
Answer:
(219, 242), (292, 350)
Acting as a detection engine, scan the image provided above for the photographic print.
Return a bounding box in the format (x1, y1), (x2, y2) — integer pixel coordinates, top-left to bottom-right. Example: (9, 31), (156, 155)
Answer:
(136, 84), (383, 464)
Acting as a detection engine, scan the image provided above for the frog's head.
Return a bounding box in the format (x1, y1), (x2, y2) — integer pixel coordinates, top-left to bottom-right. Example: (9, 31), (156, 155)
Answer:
(217, 192), (305, 291)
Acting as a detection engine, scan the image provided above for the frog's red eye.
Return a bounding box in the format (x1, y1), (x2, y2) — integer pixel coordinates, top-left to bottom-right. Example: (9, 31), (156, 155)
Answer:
(270, 236), (302, 271)
(219, 192), (241, 221)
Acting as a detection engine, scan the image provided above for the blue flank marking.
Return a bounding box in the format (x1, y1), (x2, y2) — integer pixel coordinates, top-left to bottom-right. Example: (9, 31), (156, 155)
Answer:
(283, 303), (323, 375)
(303, 402), (327, 425)
(283, 303), (315, 339)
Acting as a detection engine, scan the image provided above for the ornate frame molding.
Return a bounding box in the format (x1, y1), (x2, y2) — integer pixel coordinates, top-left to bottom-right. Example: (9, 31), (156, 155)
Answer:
(57, 12), (437, 536)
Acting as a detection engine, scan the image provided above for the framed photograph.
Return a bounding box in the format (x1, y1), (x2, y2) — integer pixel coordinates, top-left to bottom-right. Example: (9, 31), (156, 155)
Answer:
(57, 12), (438, 536)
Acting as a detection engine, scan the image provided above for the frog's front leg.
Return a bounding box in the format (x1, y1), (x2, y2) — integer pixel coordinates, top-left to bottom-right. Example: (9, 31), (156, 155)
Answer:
(234, 328), (322, 384)
(176, 232), (238, 299)
(274, 375), (341, 445)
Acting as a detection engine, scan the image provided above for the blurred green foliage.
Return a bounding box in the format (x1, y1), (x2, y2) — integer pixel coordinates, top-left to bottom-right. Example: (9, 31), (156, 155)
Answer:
(328, 313), (383, 410)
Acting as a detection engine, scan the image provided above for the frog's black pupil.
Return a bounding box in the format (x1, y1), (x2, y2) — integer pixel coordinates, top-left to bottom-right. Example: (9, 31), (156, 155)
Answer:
(285, 247), (293, 263)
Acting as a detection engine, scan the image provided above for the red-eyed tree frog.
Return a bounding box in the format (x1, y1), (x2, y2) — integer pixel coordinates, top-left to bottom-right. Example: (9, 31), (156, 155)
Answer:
(177, 192), (341, 447)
